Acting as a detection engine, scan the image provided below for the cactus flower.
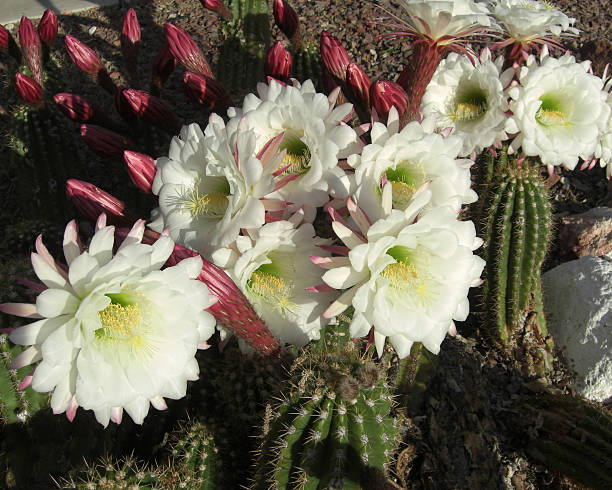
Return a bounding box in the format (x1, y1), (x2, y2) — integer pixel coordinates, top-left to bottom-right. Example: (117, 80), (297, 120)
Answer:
(37, 9), (58, 46)
(66, 179), (134, 227)
(369, 80), (409, 122)
(265, 41), (292, 81)
(0, 217), (217, 426)
(14, 72), (43, 105)
(79, 124), (134, 160)
(18, 16), (43, 85)
(164, 23), (213, 77)
(123, 151), (156, 194)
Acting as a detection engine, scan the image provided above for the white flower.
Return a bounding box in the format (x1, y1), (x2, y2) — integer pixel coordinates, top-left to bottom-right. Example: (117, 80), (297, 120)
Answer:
(2, 217), (216, 426)
(505, 47), (611, 169)
(595, 78), (612, 178)
(349, 108), (477, 223)
(421, 48), (513, 155)
(318, 192), (484, 358)
(397, 0), (496, 42)
(491, 0), (578, 41)
(151, 118), (284, 259)
(226, 79), (363, 220)
(212, 219), (337, 347)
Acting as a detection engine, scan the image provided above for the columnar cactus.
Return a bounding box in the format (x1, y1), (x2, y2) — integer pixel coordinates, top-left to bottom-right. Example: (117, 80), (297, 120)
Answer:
(252, 323), (399, 489)
(473, 148), (553, 353)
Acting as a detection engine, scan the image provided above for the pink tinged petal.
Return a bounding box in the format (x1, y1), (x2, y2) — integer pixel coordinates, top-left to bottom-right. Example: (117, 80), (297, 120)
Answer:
(36, 289), (80, 318)
(273, 173), (300, 192)
(305, 283), (336, 292)
(332, 221), (366, 249)
(0, 303), (42, 318)
(257, 132), (285, 168)
(317, 244), (350, 256)
(198, 341), (211, 350)
(260, 198), (287, 212)
(287, 207), (305, 226)
(66, 395), (78, 421)
(110, 407), (123, 424)
(14, 276), (47, 293)
(31, 252), (70, 290)
(448, 321), (457, 336)
(271, 153), (292, 177)
(10, 346), (41, 369)
(62, 220), (83, 266)
(346, 197), (371, 235)
(354, 123), (371, 137)
(95, 213), (107, 232)
(323, 285), (359, 318)
(150, 395), (168, 411)
(310, 255), (351, 269)
(18, 370), (34, 389)
(35, 235), (69, 280)
(117, 219), (146, 251)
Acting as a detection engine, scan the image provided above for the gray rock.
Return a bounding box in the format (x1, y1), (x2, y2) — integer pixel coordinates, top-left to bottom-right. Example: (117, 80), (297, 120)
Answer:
(542, 256), (612, 402)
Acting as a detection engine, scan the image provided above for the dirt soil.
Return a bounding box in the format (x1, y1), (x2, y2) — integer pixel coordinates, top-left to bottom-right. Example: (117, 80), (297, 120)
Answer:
(1, 1), (611, 488)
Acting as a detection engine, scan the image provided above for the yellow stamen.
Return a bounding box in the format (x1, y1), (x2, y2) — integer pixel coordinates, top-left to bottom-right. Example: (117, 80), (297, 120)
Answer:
(381, 261), (438, 307)
(536, 108), (571, 128)
(248, 270), (299, 317)
(452, 101), (487, 122)
(179, 187), (228, 219)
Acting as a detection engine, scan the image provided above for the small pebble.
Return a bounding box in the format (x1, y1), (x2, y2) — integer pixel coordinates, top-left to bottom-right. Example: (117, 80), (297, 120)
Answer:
(88, 26), (97, 35)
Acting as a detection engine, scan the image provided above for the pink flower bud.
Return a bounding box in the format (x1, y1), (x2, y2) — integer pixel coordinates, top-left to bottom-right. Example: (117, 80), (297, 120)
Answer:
(54, 93), (95, 122)
(123, 151), (156, 194)
(38, 9), (58, 46)
(345, 62), (371, 108)
(200, 0), (233, 19)
(120, 8), (140, 80)
(0, 25), (21, 62)
(14, 72), (43, 105)
(182, 71), (230, 111)
(121, 89), (181, 133)
(164, 23), (212, 77)
(65, 35), (114, 93)
(150, 42), (177, 95)
(369, 80), (409, 122)
(66, 179), (133, 227)
(320, 31), (350, 82)
(19, 16), (43, 85)
(265, 42), (292, 81)
(273, 0), (300, 44)
(0, 25), (10, 50)
(80, 124), (133, 160)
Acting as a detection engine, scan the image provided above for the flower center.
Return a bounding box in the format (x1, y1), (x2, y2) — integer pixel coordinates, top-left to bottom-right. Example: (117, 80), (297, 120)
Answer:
(383, 162), (426, 211)
(95, 291), (156, 357)
(536, 93), (572, 128)
(381, 246), (438, 307)
(278, 131), (311, 175)
(452, 83), (488, 122)
(247, 264), (299, 317)
(179, 177), (230, 219)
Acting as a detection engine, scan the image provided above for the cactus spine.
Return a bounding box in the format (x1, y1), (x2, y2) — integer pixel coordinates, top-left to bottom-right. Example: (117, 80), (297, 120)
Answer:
(252, 324), (399, 489)
(474, 148), (552, 349)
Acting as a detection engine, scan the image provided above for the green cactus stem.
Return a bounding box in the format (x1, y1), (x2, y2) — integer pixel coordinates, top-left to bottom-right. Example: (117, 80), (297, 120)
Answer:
(292, 44), (322, 89)
(252, 323), (399, 489)
(474, 148), (553, 353)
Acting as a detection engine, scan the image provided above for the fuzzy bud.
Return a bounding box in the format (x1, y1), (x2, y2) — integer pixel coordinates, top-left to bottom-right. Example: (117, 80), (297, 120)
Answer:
(164, 23), (212, 77)
(199, 0), (233, 19)
(121, 88), (181, 133)
(54, 93), (94, 122)
(320, 31), (350, 82)
(370, 79), (408, 121)
(120, 8), (140, 80)
(14, 72), (43, 105)
(66, 179), (133, 227)
(80, 124), (133, 160)
(345, 62), (371, 113)
(273, 0), (300, 45)
(37, 9), (58, 46)
(265, 41), (292, 81)
(182, 71), (230, 111)
(65, 35), (115, 93)
(123, 151), (156, 194)
(18, 16), (43, 85)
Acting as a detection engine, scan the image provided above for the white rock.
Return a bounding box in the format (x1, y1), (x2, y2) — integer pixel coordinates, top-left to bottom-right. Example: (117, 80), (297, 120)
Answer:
(542, 256), (612, 402)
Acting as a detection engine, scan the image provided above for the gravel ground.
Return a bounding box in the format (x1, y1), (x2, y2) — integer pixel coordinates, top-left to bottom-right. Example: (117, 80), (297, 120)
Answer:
(1, 1), (611, 488)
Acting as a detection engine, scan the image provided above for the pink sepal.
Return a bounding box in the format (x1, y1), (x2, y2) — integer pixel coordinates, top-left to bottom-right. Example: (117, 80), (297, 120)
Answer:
(305, 283), (335, 292)
(10, 346), (40, 369)
(65, 396), (78, 422)
(198, 341), (211, 350)
(18, 370), (35, 389)
(110, 406), (123, 424)
(0, 303), (42, 318)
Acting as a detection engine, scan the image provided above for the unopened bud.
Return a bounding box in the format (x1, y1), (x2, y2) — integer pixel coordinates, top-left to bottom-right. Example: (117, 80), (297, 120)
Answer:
(65, 35), (115, 93)
(54, 93), (95, 122)
(80, 124), (133, 160)
(66, 179), (133, 227)
(345, 62), (371, 109)
(273, 0), (300, 46)
(200, 0), (233, 19)
(151, 42), (177, 95)
(1, 25), (22, 63)
(38, 9), (58, 46)
(320, 31), (350, 82)
(120, 8), (140, 81)
(123, 151), (156, 194)
(370, 79), (408, 122)
(14, 72), (43, 105)
(265, 42), (292, 81)
(121, 88), (181, 133)
(182, 71), (230, 111)
(164, 23), (212, 77)
(19, 16), (43, 85)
